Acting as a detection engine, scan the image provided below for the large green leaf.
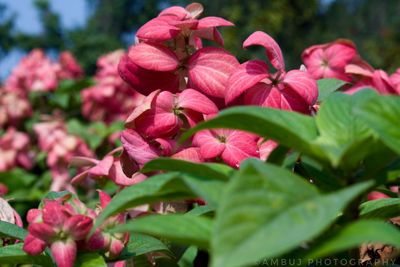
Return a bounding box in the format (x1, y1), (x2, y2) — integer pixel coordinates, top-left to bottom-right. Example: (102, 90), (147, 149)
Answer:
(306, 220), (400, 259)
(117, 234), (172, 261)
(211, 159), (373, 267)
(181, 106), (319, 155)
(360, 198), (400, 219)
(0, 221), (27, 240)
(111, 214), (212, 249)
(0, 243), (53, 266)
(356, 95), (400, 154)
(142, 158), (232, 181)
(92, 172), (224, 234)
(317, 78), (347, 102)
(313, 91), (377, 169)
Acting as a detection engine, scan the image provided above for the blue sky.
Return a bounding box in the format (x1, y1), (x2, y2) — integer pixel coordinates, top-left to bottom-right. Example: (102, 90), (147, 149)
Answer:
(0, 0), (87, 79)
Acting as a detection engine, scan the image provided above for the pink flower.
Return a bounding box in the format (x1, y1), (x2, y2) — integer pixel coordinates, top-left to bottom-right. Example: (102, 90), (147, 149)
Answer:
(0, 89), (31, 128)
(258, 139), (279, 161)
(226, 31), (318, 114)
(87, 191), (129, 259)
(70, 148), (147, 187)
(136, 3), (233, 46)
(301, 39), (358, 81)
(345, 64), (398, 95)
(81, 51), (145, 124)
(118, 3), (238, 98)
(0, 128), (33, 171)
(57, 51), (83, 79)
(23, 199), (94, 267)
(193, 129), (259, 168)
(5, 49), (59, 95)
(125, 89), (218, 139)
(34, 121), (93, 191)
(0, 197), (23, 229)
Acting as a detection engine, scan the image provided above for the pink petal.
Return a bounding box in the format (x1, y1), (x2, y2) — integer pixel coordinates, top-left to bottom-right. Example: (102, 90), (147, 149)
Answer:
(118, 54), (179, 95)
(125, 90), (160, 128)
(88, 155), (114, 177)
(51, 239), (77, 267)
(185, 2), (204, 18)
(121, 129), (159, 167)
(243, 31), (285, 71)
(27, 209), (42, 223)
(135, 110), (181, 138)
(283, 70), (318, 109)
(42, 200), (68, 227)
(64, 215), (93, 240)
(109, 238), (125, 257)
(136, 17), (180, 41)
(193, 130), (225, 159)
(194, 27), (224, 46)
(324, 40), (357, 69)
(258, 140), (279, 161)
(178, 88), (219, 114)
(28, 223), (57, 242)
(226, 60), (269, 104)
(222, 131), (259, 168)
(128, 43), (179, 72)
(87, 230), (106, 251)
(69, 157), (98, 168)
(97, 190), (112, 209)
(109, 161), (147, 186)
(367, 191), (390, 201)
(159, 6), (189, 19)
(172, 147), (203, 163)
(23, 234), (46, 255)
(170, 19), (198, 30)
(371, 70), (397, 95)
(70, 170), (90, 185)
(188, 47), (239, 98)
(197, 17), (234, 28)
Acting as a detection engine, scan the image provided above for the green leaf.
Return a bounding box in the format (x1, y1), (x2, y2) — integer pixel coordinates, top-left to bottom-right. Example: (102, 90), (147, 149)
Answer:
(0, 243), (53, 266)
(142, 158), (232, 181)
(111, 214), (212, 249)
(0, 221), (27, 240)
(92, 172), (224, 234)
(74, 252), (106, 267)
(313, 91), (377, 168)
(306, 220), (400, 259)
(178, 246), (197, 267)
(360, 198), (400, 219)
(186, 205), (214, 216)
(211, 159), (373, 267)
(118, 234), (173, 260)
(181, 106), (319, 156)
(356, 94), (400, 155)
(317, 78), (347, 102)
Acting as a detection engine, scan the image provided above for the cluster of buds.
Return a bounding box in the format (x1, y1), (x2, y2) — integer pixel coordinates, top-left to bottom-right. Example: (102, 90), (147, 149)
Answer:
(81, 50), (144, 124)
(33, 121), (93, 191)
(0, 128), (33, 172)
(302, 40), (400, 95)
(4, 49), (82, 96)
(23, 192), (128, 267)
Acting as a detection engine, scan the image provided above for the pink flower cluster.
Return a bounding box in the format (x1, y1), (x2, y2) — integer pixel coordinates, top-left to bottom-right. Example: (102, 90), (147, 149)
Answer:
(0, 89), (31, 128)
(113, 3), (315, 171)
(0, 128), (33, 171)
(302, 39), (400, 95)
(23, 192), (128, 267)
(33, 121), (93, 191)
(81, 50), (144, 124)
(5, 49), (82, 96)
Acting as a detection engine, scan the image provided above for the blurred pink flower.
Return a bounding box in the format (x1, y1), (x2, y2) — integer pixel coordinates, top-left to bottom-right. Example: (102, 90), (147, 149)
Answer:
(0, 89), (31, 128)
(33, 121), (93, 191)
(81, 50), (144, 124)
(0, 128), (33, 171)
(57, 51), (84, 79)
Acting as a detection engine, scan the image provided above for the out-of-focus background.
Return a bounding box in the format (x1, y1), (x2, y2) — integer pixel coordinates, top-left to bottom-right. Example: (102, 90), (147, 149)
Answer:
(0, 0), (399, 79)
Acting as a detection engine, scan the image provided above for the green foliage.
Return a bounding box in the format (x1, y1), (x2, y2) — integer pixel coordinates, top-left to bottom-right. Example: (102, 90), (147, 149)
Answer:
(0, 243), (53, 266)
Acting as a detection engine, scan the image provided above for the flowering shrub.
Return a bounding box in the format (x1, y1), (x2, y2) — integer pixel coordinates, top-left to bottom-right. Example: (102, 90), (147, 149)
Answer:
(0, 2), (400, 267)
